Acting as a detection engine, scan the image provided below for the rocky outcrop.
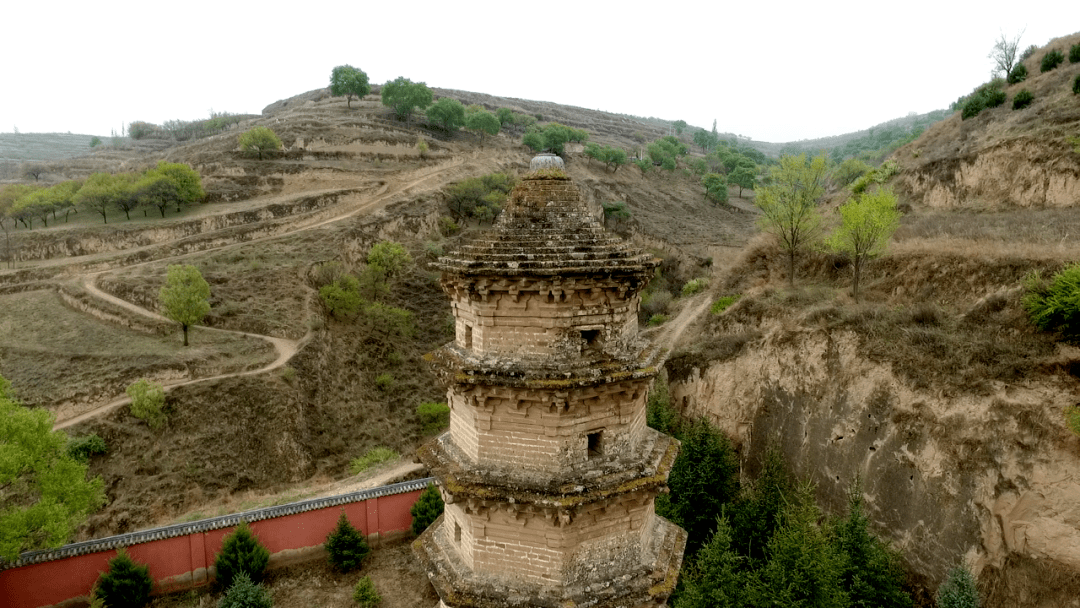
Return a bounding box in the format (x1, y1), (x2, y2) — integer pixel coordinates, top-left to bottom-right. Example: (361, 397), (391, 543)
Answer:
(667, 328), (1080, 607)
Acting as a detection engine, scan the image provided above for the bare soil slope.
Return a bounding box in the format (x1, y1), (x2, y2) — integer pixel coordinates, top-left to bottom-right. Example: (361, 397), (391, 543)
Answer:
(893, 32), (1080, 209)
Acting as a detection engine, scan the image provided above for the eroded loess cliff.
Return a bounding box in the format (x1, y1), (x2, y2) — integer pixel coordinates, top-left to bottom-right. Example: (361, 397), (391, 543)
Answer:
(665, 245), (1080, 607)
(892, 32), (1080, 211)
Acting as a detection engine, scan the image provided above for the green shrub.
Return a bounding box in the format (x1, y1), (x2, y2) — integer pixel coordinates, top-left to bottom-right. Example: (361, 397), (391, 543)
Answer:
(960, 81), (1007, 120)
(1071, 44), (1080, 64)
(1041, 49), (1065, 73)
(936, 565), (981, 608)
(1012, 89), (1034, 110)
(410, 483), (444, 536)
(350, 447), (398, 475)
(214, 522), (270, 589)
(1007, 63), (1028, 84)
(1064, 405), (1080, 437)
(647, 314), (669, 326)
(374, 373), (393, 390)
(311, 261), (345, 287)
(635, 158), (652, 174)
(641, 290), (672, 316)
(95, 549), (153, 608)
(320, 275), (362, 319)
(353, 576), (381, 607)
(417, 402), (450, 435)
(710, 294), (741, 315)
(681, 278), (708, 297)
(218, 572), (272, 608)
(833, 158), (872, 187)
(423, 241), (444, 260)
(437, 216), (460, 237)
(658, 419), (740, 555)
(646, 374), (679, 436)
(126, 379), (166, 430)
(1022, 263), (1080, 338)
(67, 433), (107, 462)
(326, 512), (370, 572)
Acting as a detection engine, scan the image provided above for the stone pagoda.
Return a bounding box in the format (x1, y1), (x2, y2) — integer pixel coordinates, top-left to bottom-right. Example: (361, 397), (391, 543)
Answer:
(415, 154), (686, 608)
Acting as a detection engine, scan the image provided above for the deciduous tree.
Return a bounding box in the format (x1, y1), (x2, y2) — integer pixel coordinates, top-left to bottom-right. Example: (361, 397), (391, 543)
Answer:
(465, 109), (500, 144)
(729, 165), (757, 197)
(989, 30), (1023, 80)
(702, 173), (728, 206)
(75, 172), (126, 224)
(159, 264), (211, 346)
(754, 153), (829, 287)
(381, 77), (433, 123)
(826, 187), (901, 302)
(673, 119), (687, 135)
(329, 64), (371, 108)
(426, 98), (466, 132)
(238, 127), (282, 160)
(0, 375), (106, 561)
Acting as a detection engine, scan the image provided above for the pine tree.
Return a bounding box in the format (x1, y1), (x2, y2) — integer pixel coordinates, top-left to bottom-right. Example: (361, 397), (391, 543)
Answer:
(325, 511), (370, 572)
(214, 522), (270, 589)
(95, 549), (153, 608)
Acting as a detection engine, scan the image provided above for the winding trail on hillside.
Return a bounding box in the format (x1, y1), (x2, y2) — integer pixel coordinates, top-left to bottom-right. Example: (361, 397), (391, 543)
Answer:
(45, 151), (499, 431)
(52, 275), (306, 431)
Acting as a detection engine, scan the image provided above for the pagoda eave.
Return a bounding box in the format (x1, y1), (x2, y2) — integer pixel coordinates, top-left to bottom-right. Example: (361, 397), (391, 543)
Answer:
(417, 430), (679, 510)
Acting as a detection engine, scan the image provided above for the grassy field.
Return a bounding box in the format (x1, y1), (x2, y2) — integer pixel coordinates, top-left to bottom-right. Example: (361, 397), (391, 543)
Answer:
(0, 288), (275, 410)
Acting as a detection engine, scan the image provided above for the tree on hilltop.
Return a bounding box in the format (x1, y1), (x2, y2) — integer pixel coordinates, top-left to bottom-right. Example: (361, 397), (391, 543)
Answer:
(159, 264), (211, 346)
(330, 65), (371, 109)
(381, 77), (433, 123)
(989, 30), (1024, 80)
(673, 119), (687, 135)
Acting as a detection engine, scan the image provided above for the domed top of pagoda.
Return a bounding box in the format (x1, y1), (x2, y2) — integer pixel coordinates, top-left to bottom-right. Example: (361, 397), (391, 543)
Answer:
(433, 156), (657, 278)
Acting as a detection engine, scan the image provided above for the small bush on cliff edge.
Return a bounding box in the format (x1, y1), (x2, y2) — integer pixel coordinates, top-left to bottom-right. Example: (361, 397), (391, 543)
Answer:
(1022, 263), (1080, 339)
(1065, 405), (1080, 437)
(214, 522), (270, 589)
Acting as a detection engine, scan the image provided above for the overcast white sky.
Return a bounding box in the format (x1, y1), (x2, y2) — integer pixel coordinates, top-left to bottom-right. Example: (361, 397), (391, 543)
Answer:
(2, 1), (1076, 143)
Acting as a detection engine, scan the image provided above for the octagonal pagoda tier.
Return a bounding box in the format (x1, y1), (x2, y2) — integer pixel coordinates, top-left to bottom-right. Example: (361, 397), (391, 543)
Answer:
(416, 156), (685, 608)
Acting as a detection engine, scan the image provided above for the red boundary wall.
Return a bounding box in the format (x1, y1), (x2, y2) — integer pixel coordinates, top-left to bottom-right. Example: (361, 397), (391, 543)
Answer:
(0, 478), (432, 608)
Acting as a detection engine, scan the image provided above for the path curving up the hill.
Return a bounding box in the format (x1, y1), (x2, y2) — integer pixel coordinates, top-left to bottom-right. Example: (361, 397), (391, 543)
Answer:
(51, 275), (307, 431)
(43, 150), (497, 431)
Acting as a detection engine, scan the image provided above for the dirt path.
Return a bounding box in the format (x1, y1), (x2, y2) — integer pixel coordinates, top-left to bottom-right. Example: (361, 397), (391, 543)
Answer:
(652, 293), (712, 358)
(51, 276), (306, 431)
(43, 150), (495, 431)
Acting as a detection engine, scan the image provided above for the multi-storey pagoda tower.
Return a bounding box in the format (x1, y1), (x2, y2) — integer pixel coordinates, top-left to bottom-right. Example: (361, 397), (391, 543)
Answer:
(416, 155), (686, 608)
